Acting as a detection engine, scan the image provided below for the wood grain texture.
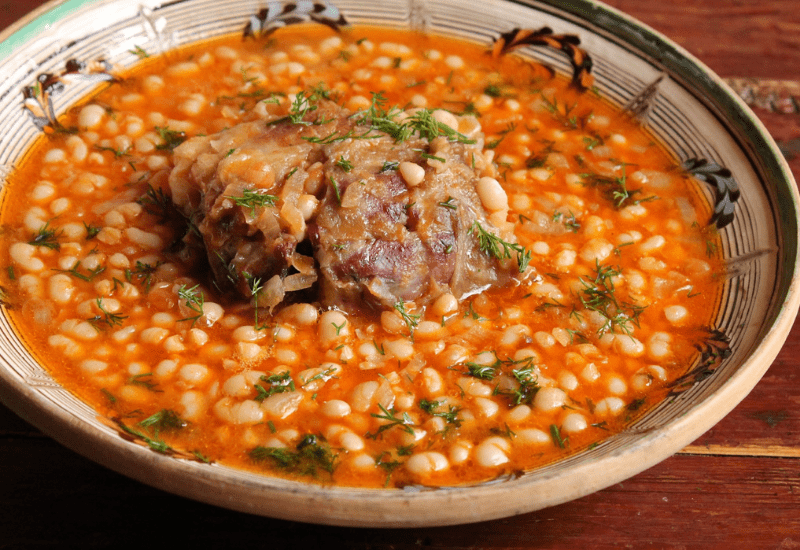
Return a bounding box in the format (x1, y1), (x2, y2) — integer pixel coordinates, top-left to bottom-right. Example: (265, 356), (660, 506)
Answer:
(604, 0), (800, 80)
(2, 437), (799, 548)
(1, 0), (800, 547)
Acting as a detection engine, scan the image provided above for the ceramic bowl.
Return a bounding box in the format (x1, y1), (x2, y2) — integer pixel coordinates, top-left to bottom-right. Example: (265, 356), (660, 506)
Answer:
(0, 0), (798, 527)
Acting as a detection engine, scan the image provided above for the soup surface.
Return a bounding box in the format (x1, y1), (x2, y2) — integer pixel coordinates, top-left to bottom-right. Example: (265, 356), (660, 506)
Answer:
(0, 24), (722, 488)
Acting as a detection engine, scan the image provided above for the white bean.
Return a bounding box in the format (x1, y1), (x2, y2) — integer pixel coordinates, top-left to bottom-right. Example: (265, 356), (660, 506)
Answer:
(664, 305), (688, 324)
(78, 104), (106, 129)
(125, 227), (163, 249)
(422, 367), (444, 395)
(558, 371), (579, 391)
(320, 399), (351, 418)
(180, 391), (205, 421)
(406, 451), (449, 475)
(48, 274), (75, 304)
(140, 327), (169, 345)
(476, 177), (508, 212)
(581, 362), (601, 383)
(474, 437), (510, 467)
(350, 381), (379, 412)
(9, 243), (45, 272)
(155, 359), (178, 378)
(533, 387), (567, 411)
(614, 334), (645, 357)
(399, 161), (425, 187)
(607, 376), (628, 395)
(449, 440), (473, 465)
(595, 397), (626, 415)
(232, 325), (264, 343)
(260, 392), (303, 419)
(473, 396), (500, 418)
(384, 338), (414, 360)
(516, 428), (550, 445)
(561, 413), (588, 433)
(319, 310), (349, 343)
(180, 363), (209, 386)
(80, 359), (108, 375)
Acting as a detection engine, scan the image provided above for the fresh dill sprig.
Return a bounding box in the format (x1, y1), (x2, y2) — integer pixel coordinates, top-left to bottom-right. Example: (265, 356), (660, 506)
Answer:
(578, 261), (646, 336)
(138, 409), (187, 433)
(226, 188), (278, 216)
(393, 300), (420, 338)
(366, 404), (415, 439)
(29, 222), (61, 250)
(335, 156), (354, 172)
(250, 434), (337, 478)
(418, 398), (462, 426)
(87, 297), (127, 331)
(580, 163), (657, 209)
(124, 260), (161, 293)
(254, 371), (296, 401)
(83, 222), (101, 240)
(54, 261), (106, 282)
(177, 284), (204, 327)
(127, 372), (161, 392)
(154, 126), (187, 151)
(470, 221), (531, 273)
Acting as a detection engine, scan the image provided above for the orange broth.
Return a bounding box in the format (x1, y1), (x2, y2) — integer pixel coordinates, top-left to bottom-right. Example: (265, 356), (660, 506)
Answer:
(0, 25), (722, 488)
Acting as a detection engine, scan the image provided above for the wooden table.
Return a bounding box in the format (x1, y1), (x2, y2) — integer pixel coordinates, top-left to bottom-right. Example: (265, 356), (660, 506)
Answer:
(2, 0), (799, 547)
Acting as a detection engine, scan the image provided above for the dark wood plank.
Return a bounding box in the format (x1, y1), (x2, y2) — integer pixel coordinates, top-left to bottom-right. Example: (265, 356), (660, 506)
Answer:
(604, 0), (800, 80)
(684, 316), (800, 455)
(2, 436), (799, 548)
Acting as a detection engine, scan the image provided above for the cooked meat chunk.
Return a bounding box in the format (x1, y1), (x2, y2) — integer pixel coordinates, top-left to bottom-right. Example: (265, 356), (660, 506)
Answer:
(168, 93), (521, 312)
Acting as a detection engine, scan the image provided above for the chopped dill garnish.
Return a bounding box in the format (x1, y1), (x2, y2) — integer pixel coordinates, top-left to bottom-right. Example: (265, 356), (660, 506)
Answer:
(301, 365), (338, 387)
(226, 188), (278, 216)
(418, 398), (462, 426)
(177, 284), (204, 326)
(393, 300), (420, 338)
(486, 122), (517, 149)
(94, 144), (131, 158)
(353, 92), (474, 144)
(254, 371), (296, 401)
(463, 358), (500, 380)
(375, 452), (403, 487)
(484, 84), (503, 97)
(138, 409), (187, 432)
(137, 183), (172, 219)
(329, 176), (342, 204)
(129, 45), (150, 59)
(250, 434), (337, 478)
(366, 404), (415, 439)
(578, 261), (646, 336)
(29, 222), (61, 250)
(87, 297), (127, 331)
(553, 210), (580, 232)
(128, 372), (161, 392)
(540, 93), (579, 129)
(100, 388), (117, 404)
(83, 222), (101, 240)
(124, 260), (161, 293)
(470, 221), (531, 273)
(420, 152), (445, 162)
(550, 424), (567, 448)
(580, 163), (657, 209)
(335, 156), (354, 172)
(438, 196), (457, 210)
(287, 90), (319, 125)
(155, 126), (187, 151)
(54, 261), (106, 282)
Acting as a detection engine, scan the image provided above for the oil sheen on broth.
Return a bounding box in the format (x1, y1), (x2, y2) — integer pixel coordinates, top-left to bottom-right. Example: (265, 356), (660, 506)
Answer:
(0, 25), (722, 488)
